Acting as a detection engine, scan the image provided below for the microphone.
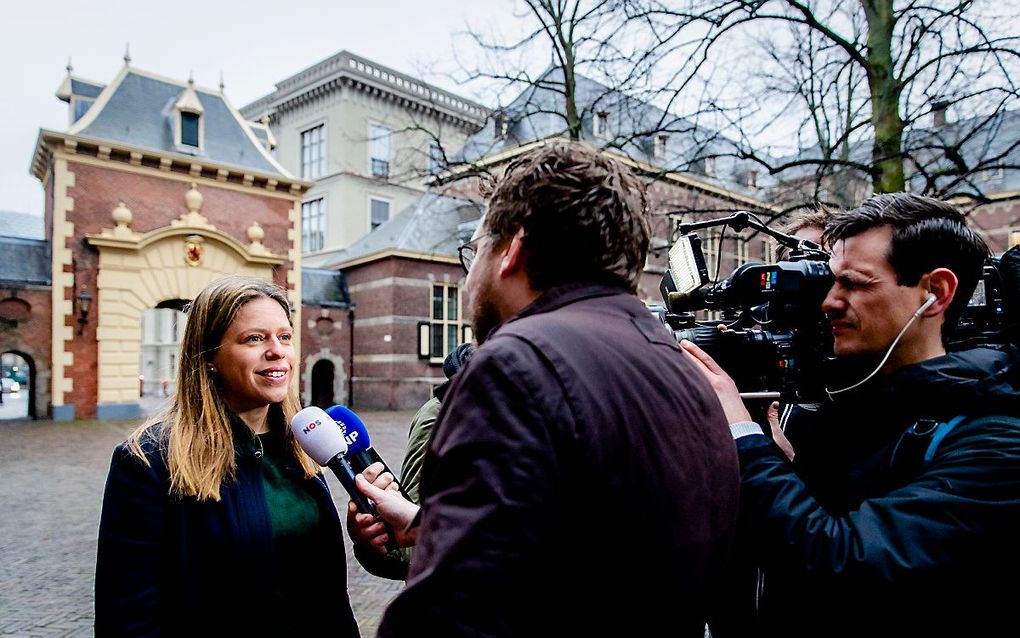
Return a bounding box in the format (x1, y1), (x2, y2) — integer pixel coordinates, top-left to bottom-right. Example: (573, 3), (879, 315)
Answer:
(326, 405), (410, 500)
(290, 406), (376, 515)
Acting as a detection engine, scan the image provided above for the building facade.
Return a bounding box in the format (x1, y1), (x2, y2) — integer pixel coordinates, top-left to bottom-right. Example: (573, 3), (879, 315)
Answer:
(240, 51), (488, 261)
(20, 61), (307, 420)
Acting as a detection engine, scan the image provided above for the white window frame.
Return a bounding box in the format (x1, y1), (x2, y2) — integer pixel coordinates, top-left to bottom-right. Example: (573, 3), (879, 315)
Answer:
(300, 123), (326, 180)
(704, 156), (717, 177)
(301, 197), (326, 252)
(368, 121), (391, 178)
(368, 196), (391, 231)
(593, 111), (610, 139)
(430, 283), (462, 363)
(653, 134), (669, 160)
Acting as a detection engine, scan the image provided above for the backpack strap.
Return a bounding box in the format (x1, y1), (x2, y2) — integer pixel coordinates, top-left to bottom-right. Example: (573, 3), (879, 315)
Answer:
(923, 415), (969, 464)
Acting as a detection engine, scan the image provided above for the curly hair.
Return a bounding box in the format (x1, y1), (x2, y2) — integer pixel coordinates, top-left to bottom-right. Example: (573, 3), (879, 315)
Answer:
(483, 141), (650, 292)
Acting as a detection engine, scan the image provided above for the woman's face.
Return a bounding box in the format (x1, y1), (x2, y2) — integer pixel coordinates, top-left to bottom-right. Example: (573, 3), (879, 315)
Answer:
(212, 297), (295, 414)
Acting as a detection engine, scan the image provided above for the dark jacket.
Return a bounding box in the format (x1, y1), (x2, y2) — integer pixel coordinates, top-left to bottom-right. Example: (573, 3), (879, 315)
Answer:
(735, 345), (1020, 636)
(379, 282), (741, 637)
(95, 413), (360, 637)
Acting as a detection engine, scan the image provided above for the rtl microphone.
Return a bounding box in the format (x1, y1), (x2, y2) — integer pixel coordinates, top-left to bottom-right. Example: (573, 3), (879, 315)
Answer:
(326, 405), (410, 500)
(290, 406), (376, 515)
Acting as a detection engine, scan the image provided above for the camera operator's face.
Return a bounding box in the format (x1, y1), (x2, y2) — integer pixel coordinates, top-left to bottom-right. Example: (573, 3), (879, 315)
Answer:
(822, 226), (930, 367)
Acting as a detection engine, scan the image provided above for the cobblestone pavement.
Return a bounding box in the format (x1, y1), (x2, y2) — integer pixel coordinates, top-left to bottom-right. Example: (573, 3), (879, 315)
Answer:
(0, 410), (417, 637)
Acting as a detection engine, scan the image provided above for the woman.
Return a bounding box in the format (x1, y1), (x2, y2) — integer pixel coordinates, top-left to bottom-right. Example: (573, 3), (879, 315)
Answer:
(95, 276), (360, 637)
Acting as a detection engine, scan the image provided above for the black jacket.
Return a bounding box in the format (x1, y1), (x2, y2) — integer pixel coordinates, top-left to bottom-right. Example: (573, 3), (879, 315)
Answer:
(379, 282), (741, 637)
(734, 346), (1020, 636)
(95, 413), (360, 637)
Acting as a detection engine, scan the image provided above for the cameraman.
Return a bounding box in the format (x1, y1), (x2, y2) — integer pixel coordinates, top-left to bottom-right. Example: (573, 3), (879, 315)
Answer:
(683, 192), (1020, 636)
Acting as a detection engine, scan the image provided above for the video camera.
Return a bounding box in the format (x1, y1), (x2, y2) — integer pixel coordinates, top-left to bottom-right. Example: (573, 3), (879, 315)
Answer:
(654, 212), (833, 403)
(655, 211), (1020, 404)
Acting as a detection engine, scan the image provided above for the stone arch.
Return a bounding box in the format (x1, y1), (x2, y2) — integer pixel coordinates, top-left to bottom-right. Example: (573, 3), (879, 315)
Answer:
(303, 349), (347, 408)
(0, 348), (46, 420)
(90, 232), (279, 416)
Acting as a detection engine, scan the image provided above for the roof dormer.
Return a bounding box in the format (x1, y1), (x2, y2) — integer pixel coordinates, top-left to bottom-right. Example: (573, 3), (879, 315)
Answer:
(55, 59), (106, 126)
(174, 77), (205, 151)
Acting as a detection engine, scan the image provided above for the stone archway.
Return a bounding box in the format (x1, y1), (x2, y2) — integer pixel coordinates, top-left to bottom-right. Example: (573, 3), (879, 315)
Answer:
(85, 199), (287, 419)
(0, 350), (39, 420)
(310, 359), (335, 408)
(304, 349), (347, 408)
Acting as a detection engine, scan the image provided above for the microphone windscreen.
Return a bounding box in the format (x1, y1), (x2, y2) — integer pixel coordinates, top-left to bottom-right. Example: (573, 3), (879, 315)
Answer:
(325, 405), (372, 454)
(291, 406), (347, 465)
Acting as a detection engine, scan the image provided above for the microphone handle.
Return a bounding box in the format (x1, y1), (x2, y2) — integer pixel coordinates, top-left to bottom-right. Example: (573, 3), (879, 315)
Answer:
(327, 456), (377, 515)
(349, 448), (411, 501)
(327, 455), (401, 553)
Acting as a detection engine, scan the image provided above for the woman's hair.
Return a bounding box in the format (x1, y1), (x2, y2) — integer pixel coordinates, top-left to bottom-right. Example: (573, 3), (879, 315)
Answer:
(126, 275), (318, 501)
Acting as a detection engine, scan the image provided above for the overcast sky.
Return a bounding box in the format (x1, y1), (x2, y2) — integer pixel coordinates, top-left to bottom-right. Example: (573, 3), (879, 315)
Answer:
(2, 0), (515, 217)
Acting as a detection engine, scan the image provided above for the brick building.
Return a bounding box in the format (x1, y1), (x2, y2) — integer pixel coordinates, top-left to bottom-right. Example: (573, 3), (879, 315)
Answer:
(12, 60), (308, 420)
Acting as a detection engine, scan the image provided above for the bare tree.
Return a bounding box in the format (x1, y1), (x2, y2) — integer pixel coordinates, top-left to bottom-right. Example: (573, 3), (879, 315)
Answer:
(626, 0), (1020, 206)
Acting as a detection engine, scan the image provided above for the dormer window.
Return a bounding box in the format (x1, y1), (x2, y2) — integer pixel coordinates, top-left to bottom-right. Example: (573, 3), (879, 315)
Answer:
(180, 112), (200, 147)
(174, 79), (204, 151)
(593, 111), (610, 139)
(493, 113), (508, 140)
(653, 135), (669, 160)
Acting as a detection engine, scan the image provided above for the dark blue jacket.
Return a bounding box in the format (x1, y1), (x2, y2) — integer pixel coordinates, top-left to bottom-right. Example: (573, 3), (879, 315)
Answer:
(95, 415), (360, 637)
(733, 346), (1020, 636)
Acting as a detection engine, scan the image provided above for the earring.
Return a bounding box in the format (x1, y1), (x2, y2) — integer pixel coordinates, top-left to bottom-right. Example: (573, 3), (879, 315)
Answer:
(207, 365), (216, 373)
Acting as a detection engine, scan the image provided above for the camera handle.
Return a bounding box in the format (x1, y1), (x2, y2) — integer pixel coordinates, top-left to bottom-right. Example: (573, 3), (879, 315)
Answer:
(674, 211), (820, 255)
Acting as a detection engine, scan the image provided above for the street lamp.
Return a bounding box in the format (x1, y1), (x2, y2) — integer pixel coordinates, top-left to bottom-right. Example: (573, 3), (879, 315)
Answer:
(76, 289), (93, 336)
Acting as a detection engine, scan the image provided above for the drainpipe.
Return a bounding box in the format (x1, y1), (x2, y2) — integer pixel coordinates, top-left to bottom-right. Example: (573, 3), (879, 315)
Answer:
(347, 307), (355, 407)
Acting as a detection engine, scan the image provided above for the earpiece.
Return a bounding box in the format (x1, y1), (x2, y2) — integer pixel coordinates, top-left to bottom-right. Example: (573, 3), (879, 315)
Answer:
(916, 293), (937, 316)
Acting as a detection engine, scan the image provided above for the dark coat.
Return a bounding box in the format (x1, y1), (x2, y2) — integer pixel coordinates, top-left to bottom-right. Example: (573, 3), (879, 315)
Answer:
(735, 345), (1020, 636)
(379, 282), (741, 637)
(94, 415), (360, 637)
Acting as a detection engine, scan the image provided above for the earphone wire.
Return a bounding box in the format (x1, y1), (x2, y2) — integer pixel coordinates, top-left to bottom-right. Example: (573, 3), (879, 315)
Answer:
(825, 295), (935, 399)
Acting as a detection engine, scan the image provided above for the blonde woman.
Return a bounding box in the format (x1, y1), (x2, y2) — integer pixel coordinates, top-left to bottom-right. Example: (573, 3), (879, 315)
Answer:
(95, 275), (360, 637)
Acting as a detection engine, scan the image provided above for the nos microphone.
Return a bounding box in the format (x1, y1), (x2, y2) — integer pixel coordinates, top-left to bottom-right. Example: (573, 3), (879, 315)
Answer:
(290, 406), (376, 515)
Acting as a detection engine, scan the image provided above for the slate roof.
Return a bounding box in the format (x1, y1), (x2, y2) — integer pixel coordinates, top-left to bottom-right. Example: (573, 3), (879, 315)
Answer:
(301, 269), (352, 307)
(68, 67), (289, 176)
(0, 237), (49, 286)
(70, 78), (104, 99)
(455, 67), (771, 197)
(303, 193), (484, 269)
(0, 211), (44, 240)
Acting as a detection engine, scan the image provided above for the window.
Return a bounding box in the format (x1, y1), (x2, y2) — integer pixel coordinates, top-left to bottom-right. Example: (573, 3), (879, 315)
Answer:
(370, 198), (390, 230)
(301, 125), (325, 179)
(593, 111), (610, 139)
(428, 142), (444, 174)
(369, 123), (391, 178)
(736, 236), (750, 266)
(302, 198), (325, 252)
(704, 157), (717, 177)
(180, 112), (200, 147)
(493, 113), (508, 140)
(746, 170), (759, 189)
(430, 283), (461, 361)
(72, 98), (93, 123)
(762, 239), (777, 264)
(653, 135), (669, 160)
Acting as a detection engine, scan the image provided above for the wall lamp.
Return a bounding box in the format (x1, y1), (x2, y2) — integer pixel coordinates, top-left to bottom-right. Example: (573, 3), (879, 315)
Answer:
(1010, 229), (1020, 249)
(76, 289), (93, 336)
